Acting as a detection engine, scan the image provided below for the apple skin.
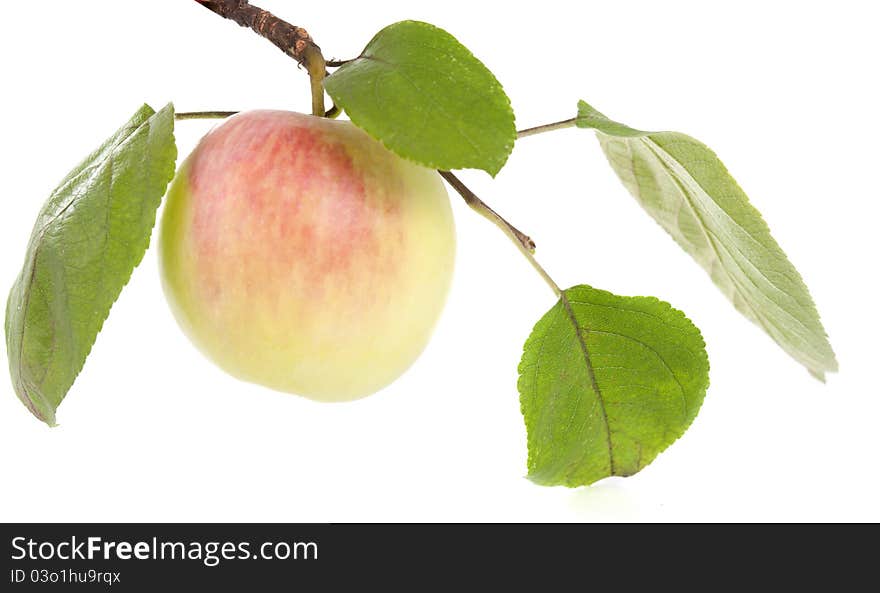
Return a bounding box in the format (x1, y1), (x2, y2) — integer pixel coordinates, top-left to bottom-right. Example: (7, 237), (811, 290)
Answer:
(159, 110), (456, 401)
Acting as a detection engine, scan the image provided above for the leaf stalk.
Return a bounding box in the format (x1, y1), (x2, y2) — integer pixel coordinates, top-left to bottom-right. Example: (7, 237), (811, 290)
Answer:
(175, 111), (240, 120)
(517, 118), (577, 139)
(438, 171), (562, 297)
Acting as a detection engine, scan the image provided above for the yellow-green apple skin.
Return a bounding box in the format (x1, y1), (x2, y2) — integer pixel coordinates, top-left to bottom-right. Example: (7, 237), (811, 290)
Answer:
(159, 110), (456, 401)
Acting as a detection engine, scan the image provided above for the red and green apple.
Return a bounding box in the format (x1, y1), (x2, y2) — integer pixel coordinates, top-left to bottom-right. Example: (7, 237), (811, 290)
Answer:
(159, 110), (456, 401)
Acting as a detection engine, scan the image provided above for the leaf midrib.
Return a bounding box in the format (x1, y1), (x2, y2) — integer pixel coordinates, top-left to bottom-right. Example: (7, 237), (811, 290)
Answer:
(638, 137), (827, 371)
(638, 137), (764, 322)
(558, 292), (616, 475)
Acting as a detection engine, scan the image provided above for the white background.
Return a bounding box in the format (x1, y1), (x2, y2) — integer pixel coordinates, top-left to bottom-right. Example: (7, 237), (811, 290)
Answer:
(1, 0), (877, 522)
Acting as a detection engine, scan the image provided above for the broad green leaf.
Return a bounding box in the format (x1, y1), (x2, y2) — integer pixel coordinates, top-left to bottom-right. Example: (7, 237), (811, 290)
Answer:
(5, 104), (177, 425)
(576, 100), (837, 379)
(324, 20), (516, 176)
(519, 285), (709, 487)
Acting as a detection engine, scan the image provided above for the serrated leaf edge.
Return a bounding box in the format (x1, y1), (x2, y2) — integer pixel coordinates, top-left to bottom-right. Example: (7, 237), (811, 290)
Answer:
(325, 20), (516, 176)
(518, 285), (710, 487)
(577, 99), (836, 379)
(6, 104), (177, 425)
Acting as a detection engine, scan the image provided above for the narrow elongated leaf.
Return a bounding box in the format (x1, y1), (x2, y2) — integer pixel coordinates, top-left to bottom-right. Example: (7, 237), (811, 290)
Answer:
(577, 100), (837, 379)
(325, 20), (516, 176)
(5, 104), (177, 425)
(519, 285), (709, 487)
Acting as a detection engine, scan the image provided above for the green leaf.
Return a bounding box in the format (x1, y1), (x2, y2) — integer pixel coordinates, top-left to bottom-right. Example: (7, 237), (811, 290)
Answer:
(576, 100), (837, 379)
(5, 104), (177, 425)
(518, 285), (709, 487)
(324, 20), (516, 176)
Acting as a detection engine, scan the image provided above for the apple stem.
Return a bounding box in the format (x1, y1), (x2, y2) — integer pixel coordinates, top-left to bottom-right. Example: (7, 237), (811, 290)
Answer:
(194, 0), (329, 117)
(438, 171), (562, 298)
(303, 45), (327, 116)
(517, 118), (578, 139)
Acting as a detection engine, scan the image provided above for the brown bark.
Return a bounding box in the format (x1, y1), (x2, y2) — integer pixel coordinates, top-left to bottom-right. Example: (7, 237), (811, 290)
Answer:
(194, 0), (320, 68)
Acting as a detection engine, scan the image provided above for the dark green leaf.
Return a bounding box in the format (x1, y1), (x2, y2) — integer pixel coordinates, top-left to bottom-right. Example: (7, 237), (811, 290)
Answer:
(324, 20), (516, 176)
(5, 104), (177, 425)
(519, 285), (709, 487)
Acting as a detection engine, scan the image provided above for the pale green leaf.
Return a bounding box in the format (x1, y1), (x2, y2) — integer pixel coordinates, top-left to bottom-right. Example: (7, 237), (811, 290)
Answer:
(519, 285), (709, 487)
(5, 104), (177, 425)
(576, 100), (836, 379)
(324, 20), (516, 176)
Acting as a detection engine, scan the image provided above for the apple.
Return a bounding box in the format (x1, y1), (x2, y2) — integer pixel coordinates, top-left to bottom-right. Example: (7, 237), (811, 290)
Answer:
(158, 110), (456, 401)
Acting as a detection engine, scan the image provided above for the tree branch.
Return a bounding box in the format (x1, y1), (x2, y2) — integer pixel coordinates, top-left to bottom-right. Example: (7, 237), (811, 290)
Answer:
(194, 0), (326, 115)
(195, 0), (317, 65)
